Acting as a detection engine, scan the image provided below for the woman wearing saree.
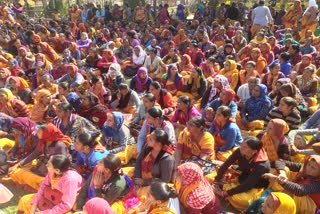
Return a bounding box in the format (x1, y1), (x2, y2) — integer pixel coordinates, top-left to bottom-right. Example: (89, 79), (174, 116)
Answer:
(200, 75), (230, 110)
(104, 63), (124, 93)
(177, 67), (207, 103)
(129, 67), (152, 94)
(241, 48), (267, 76)
(239, 84), (273, 131)
(134, 129), (175, 191)
(171, 96), (201, 132)
(262, 119), (290, 165)
(124, 45), (146, 77)
(0, 88), (30, 118)
(55, 64), (84, 89)
(17, 154), (84, 214)
(7, 117), (38, 161)
(161, 64), (182, 96)
(300, 3), (319, 41)
(239, 61), (260, 85)
(9, 123), (72, 190)
(97, 49), (118, 73)
(176, 162), (221, 213)
(0, 68), (11, 88)
(178, 54), (194, 76)
(78, 92), (108, 129)
(262, 62), (285, 91)
(264, 155), (320, 214)
(5, 76), (32, 104)
(89, 76), (111, 106)
(77, 154), (136, 214)
(162, 48), (181, 65)
(282, 0), (303, 28)
(294, 66), (318, 113)
(210, 106), (242, 161)
(149, 81), (176, 116)
(292, 54), (316, 76)
(218, 59), (239, 90)
(175, 116), (215, 166)
(110, 83), (141, 114)
(100, 111), (136, 164)
(31, 89), (53, 124)
(214, 137), (270, 211)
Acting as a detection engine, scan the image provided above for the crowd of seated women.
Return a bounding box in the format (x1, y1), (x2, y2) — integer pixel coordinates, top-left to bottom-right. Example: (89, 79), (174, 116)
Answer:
(1, 0), (320, 213)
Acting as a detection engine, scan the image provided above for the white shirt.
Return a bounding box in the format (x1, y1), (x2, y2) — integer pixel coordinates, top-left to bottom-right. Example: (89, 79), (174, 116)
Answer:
(252, 5), (273, 26)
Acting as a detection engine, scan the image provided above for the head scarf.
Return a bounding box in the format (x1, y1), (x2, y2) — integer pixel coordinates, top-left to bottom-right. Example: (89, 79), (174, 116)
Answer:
(221, 88), (235, 104)
(102, 49), (114, 59)
(0, 88), (14, 101)
(177, 162), (214, 209)
(78, 23), (87, 32)
(102, 112), (124, 137)
(270, 119), (289, 139)
(271, 192), (296, 214)
(66, 64), (78, 77)
(31, 34), (41, 43)
(209, 75), (230, 102)
(10, 117), (37, 137)
(84, 197), (115, 214)
(30, 89), (51, 123)
(180, 54), (194, 72)
(132, 45), (146, 65)
(106, 63), (122, 78)
(163, 64), (182, 86)
(5, 76), (29, 91)
(37, 123), (72, 151)
(256, 84), (268, 99)
(135, 67), (149, 92)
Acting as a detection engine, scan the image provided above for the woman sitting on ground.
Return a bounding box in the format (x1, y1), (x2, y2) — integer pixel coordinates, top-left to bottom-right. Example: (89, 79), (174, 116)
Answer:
(129, 67), (152, 94)
(134, 129), (175, 188)
(0, 88), (30, 118)
(8, 123), (72, 190)
(214, 137), (271, 212)
(209, 106), (243, 161)
(238, 84), (273, 131)
(78, 92), (108, 129)
(262, 119), (290, 165)
(77, 154), (137, 213)
(110, 83), (141, 114)
(175, 116), (215, 166)
(31, 89), (55, 124)
(161, 63), (182, 96)
(8, 117), (38, 161)
(149, 81), (176, 116)
(265, 97), (301, 131)
(74, 132), (109, 179)
(263, 155), (320, 214)
(100, 111), (136, 164)
(176, 162), (221, 213)
(17, 154), (84, 214)
(171, 96), (201, 132)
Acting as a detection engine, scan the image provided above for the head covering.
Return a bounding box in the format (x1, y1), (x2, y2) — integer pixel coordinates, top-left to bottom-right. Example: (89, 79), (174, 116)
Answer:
(132, 45), (146, 65)
(31, 34), (41, 43)
(269, 119), (289, 138)
(84, 197), (115, 214)
(102, 112), (124, 137)
(177, 162), (215, 209)
(5, 76), (29, 91)
(163, 64), (182, 85)
(30, 89), (51, 123)
(78, 23), (87, 32)
(208, 75), (230, 102)
(221, 88), (235, 104)
(106, 63), (122, 78)
(10, 117), (37, 136)
(37, 123), (72, 151)
(256, 83), (268, 98)
(66, 64), (78, 76)
(135, 67), (149, 92)
(0, 88), (14, 100)
(271, 192), (296, 214)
